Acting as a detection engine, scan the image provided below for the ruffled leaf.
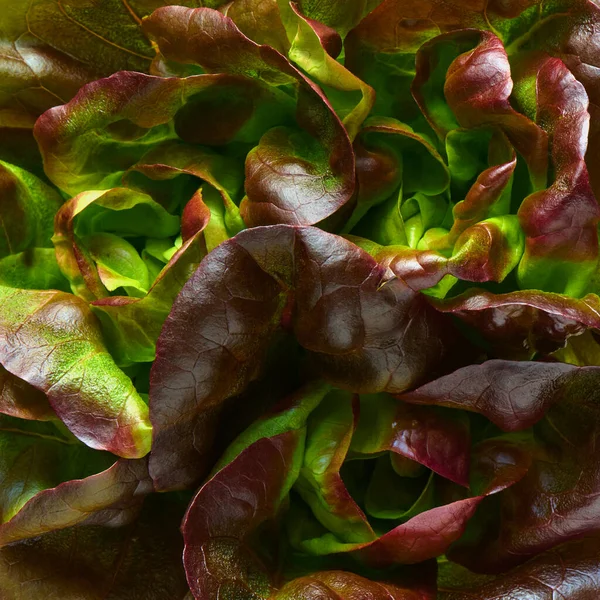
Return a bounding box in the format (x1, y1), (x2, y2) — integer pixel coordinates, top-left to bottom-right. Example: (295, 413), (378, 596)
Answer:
(143, 7), (355, 226)
(35, 70), (288, 196)
(440, 537), (600, 599)
(429, 289), (600, 358)
(0, 417), (151, 546)
(0, 286), (151, 457)
(53, 187), (180, 301)
(149, 225), (450, 490)
(515, 55), (600, 296)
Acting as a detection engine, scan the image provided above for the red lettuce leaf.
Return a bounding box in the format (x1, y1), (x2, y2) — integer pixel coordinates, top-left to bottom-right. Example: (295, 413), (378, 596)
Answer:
(502, 0), (600, 203)
(0, 286), (151, 457)
(183, 431), (302, 599)
(143, 6), (355, 227)
(351, 394), (470, 486)
(514, 54), (600, 296)
(429, 288), (600, 358)
(400, 359), (593, 432)
(445, 134), (516, 245)
(0, 364), (54, 422)
(34, 70), (286, 196)
(440, 537), (600, 599)
(348, 117), (449, 232)
(414, 30), (547, 188)
(149, 225), (450, 490)
(183, 428), (439, 599)
(0, 492), (191, 599)
(452, 366), (600, 571)
(401, 359), (600, 571)
(182, 392), (528, 597)
(372, 215), (524, 292)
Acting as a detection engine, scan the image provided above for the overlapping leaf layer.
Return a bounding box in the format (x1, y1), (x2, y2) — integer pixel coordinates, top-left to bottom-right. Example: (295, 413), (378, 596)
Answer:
(1, 0), (600, 597)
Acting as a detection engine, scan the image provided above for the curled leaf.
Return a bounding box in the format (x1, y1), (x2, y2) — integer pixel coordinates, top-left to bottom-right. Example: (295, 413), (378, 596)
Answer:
(150, 225), (449, 490)
(143, 6), (355, 226)
(0, 286), (151, 458)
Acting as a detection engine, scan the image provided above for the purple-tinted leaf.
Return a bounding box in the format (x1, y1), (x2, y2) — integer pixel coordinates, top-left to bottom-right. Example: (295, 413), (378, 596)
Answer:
(515, 55), (600, 296)
(34, 70), (287, 196)
(143, 7), (355, 226)
(440, 536), (600, 600)
(469, 435), (533, 498)
(0, 286), (151, 457)
(0, 492), (190, 600)
(150, 225), (449, 490)
(429, 288), (600, 358)
(414, 31), (548, 188)
(351, 394), (470, 486)
(399, 359), (589, 432)
(183, 431), (303, 599)
(354, 497), (482, 567)
(454, 366), (600, 571)
(404, 360), (600, 571)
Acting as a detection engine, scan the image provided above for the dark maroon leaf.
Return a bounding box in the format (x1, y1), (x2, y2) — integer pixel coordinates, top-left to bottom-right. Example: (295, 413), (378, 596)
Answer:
(150, 225), (450, 490)
(351, 395), (471, 486)
(183, 431), (302, 599)
(399, 359), (594, 432)
(0, 492), (191, 600)
(429, 288), (600, 359)
(440, 537), (600, 599)
(404, 361), (600, 571)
